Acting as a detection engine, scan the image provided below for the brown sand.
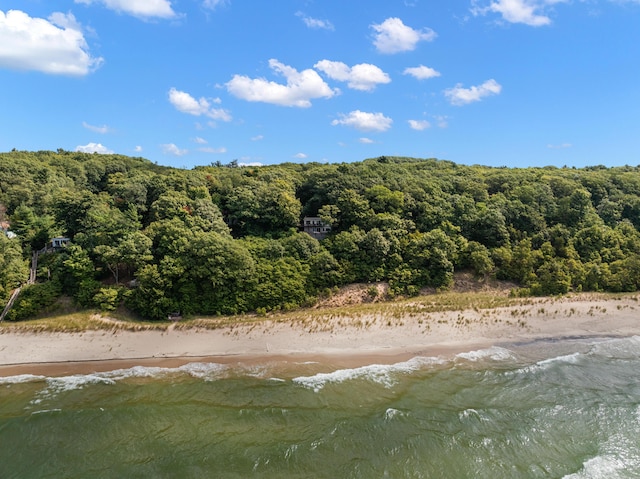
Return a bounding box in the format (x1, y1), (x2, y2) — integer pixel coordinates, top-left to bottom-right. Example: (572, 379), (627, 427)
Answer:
(1, 293), (639, 377)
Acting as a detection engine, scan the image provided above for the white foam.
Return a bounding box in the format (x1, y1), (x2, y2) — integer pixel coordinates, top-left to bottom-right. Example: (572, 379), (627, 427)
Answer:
(30, 408), (62, 416)
(384, 408), (404, 420)
(292, 356), (444, 392)
(455, 346), (516, 362)
(536, 352), (581, 368)
(102, 365), (173, 381)
(0, 374), (46, 385)
(177, 362), (228, 380)
(46, 374), (116, 393)
(589, 335), (640, 360)
(562, 454), (629, 479)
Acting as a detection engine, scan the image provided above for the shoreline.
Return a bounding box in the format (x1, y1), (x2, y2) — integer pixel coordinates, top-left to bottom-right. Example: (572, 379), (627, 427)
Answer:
(1, 293), (639, 377)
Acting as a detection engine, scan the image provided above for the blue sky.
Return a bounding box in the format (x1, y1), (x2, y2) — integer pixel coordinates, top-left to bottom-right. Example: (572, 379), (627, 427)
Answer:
(0, 0), (639, 169)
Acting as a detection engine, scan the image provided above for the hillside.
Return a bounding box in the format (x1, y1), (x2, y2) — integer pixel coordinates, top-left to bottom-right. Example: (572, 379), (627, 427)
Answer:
(2, 150), (640, 320)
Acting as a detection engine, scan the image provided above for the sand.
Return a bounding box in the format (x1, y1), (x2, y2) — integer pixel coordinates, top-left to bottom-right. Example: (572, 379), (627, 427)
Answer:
(1, 293), (639, 377)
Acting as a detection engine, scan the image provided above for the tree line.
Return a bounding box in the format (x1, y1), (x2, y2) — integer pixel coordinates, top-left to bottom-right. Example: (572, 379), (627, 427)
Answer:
(2, 150), (640, 320)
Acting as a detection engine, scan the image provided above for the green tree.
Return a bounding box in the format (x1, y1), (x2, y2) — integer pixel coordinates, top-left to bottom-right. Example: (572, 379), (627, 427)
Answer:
(0, 234), (27, 302)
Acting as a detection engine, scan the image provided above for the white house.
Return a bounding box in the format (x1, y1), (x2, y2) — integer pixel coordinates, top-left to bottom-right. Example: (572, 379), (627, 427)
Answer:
(302, 216), (331, 240)
(50, 237), (70, 249)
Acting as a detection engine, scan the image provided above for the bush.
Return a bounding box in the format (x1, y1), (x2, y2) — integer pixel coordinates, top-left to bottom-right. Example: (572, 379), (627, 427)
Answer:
(93, 287), (121, 311)
(5, 281), (62, 321)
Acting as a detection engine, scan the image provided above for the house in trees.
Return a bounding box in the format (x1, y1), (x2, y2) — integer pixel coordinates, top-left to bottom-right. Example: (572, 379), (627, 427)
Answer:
(50, 237), (70, 249)
(0, 221), (16, 239)
(302, 216), (331, 240)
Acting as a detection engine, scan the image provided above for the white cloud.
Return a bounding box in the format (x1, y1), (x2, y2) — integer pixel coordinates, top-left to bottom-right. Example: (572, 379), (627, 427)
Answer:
(359, 137), (375, 144)
(314, 60), (391, 92)
(471, 0), (561, 26)
(0, 10), (102, 76)
(82, 121), (110, 134)
(203, 0), (228, 10)
(226, 59), (337, 107)
(199, 146), (227, 153)
(435, 116), (449, 128)
(547, 142), (572, 149)
(403, 65), (441, 80)
(371, 17), (437, 54)
(134, 145), (143, 152)
(444, 79), (502, 105)
(296, 12), (334, 30)
(251, 135), (264, 141)
(332, 110), (393, 132)
(293, 153), (308, 159)
(168, 88), (232, 121)
(74, 0), (176, 19)
(238, 161), (263, 167)
(161, 143), (188, 156)
(193, 136), (208, 144)
(408, 119), (431, 130)
(76, 142), (113, 153)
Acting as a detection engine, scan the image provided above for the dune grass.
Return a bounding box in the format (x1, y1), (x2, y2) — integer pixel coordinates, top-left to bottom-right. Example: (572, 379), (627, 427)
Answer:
(0, 290), (635, 334)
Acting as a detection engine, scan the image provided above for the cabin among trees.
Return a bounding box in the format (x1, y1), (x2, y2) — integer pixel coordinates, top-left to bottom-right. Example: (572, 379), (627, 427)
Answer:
(302, 216), (331, 240)
(50, 237), (70, 249)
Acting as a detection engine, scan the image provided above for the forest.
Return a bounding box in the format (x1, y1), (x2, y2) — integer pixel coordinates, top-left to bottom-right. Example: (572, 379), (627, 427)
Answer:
(2, 149), (640, 321)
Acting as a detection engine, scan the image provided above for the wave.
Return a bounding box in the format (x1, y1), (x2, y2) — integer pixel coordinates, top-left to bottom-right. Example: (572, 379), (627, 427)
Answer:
(563, 453), (633, 479)
(0, 373), (46, 385)
(292, 356), (445, 392)
(536, 351), (581, 368)
(588, 335), (640, 360)
(455, 346), (516, 363)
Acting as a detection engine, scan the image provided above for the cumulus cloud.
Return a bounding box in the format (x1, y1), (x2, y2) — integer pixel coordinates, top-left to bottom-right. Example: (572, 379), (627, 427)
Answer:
(199, 146), (227, 153)
(296, 12), (334, 30)
(331, 110), (393, 132)
(226, 59), (337, 107)
(74, 0), (176, 19)
(314, 60), (391, 91)
(371, 17), (437, 54)
(238, 161), (264, 167)
(134, 146), (143, 152)
(293, 153), (308, 159)
(359, 137), (375, 144)
(0, 10), (103, 75)
(403, 65), (441, 80)
(408, 120), (431, 130)
(161, 143), (188, 156)
(82, 121), (110, 134)
(168, 88), (232, 121)
(444, 79), (502, 105)
(76, 142), (113, 153)
(470, 0), (563, 26)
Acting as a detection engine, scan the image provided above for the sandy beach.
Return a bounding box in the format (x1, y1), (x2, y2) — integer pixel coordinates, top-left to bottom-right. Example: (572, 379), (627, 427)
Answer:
(1, 293), (639, 377)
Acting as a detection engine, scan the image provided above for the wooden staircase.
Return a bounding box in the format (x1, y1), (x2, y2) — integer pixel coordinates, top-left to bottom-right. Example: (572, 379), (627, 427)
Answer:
(0, 251), (38, 321)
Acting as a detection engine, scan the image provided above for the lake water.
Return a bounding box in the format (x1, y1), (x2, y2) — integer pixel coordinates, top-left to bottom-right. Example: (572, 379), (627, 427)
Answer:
(1, 335), (640, 478)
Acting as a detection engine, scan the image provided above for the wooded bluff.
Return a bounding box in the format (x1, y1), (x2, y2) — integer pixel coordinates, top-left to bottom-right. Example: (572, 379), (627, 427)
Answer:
(2, 150), (640, 320)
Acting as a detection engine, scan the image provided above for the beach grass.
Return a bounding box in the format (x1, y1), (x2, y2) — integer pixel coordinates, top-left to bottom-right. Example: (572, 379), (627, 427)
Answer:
(3, 289), (634, 334)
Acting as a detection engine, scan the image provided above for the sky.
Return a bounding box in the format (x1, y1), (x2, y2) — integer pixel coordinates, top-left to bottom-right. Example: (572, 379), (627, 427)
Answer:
(0, 0), (639, 169)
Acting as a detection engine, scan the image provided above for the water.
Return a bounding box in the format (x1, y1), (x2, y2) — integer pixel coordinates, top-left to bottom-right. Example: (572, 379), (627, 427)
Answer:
(2, 336), (640, 478)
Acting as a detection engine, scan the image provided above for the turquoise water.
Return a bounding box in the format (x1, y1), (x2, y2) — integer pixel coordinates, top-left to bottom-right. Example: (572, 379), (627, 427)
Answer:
(2, 336), (640, 478)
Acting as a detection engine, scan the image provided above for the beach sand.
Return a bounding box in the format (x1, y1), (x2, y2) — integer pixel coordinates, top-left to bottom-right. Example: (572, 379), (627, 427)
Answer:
(1, 293), (639, 377)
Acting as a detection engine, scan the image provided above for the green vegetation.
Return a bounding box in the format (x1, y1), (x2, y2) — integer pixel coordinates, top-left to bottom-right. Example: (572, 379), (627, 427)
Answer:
(2, 150), (640, 321)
